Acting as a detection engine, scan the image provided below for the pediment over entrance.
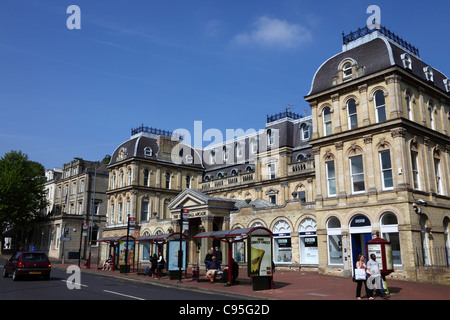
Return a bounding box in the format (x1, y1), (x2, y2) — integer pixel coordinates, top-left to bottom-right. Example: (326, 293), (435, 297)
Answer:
(167, 188), (236, 217)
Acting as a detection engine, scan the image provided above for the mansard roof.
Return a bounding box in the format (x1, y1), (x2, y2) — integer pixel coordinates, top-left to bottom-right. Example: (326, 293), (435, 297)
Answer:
(306, 30), (449, 98)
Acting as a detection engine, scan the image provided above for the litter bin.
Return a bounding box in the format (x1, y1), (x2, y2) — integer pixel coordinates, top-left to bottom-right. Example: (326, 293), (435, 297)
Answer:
(119, 265), (130, 273)
(252, 276), (272, 291)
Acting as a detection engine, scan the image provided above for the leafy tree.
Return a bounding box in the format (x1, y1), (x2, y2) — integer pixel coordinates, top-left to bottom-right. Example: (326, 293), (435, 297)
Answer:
(0, 151), (47, 247)
(101, 154), (111, 164)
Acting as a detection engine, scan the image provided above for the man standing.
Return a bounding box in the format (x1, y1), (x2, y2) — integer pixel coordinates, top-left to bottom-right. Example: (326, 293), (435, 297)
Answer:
(366, 254), (389, 299)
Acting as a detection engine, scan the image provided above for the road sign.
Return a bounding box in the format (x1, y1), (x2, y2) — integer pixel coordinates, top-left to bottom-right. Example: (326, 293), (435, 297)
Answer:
(129, 217), (136, 226)
(182, 208), (189, 220)
(60, 237), (71, 242)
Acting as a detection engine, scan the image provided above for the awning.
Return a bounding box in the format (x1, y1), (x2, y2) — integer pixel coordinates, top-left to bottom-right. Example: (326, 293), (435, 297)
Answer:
(95, 235), (135, 244)
(193, 226), (272, 243)
(135, 232), (188, 244)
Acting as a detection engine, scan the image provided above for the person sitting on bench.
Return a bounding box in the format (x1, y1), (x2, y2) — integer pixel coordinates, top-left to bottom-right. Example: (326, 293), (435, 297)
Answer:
(222, 258), (239, 286)
(205, 256), (221, 283)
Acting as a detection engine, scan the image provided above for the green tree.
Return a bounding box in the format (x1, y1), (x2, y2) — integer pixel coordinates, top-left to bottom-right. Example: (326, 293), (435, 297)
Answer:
(0, 151), (47, 247)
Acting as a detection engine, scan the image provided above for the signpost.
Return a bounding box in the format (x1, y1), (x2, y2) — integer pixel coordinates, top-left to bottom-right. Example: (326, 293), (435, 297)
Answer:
(178, 207), (189, 283)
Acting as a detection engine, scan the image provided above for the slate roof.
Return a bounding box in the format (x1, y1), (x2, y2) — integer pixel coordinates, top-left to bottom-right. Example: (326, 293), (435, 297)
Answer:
(306, 35), (450, 97)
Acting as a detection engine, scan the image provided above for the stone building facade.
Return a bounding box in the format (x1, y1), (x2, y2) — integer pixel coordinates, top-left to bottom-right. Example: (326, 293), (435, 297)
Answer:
(100, 26), (449, 284)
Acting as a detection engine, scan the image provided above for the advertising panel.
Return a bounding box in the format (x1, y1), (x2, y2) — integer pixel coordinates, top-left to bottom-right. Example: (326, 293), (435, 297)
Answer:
(248, 236), (272, 277)
(168, 241), (186, 271)
(119, 240), (134, 265)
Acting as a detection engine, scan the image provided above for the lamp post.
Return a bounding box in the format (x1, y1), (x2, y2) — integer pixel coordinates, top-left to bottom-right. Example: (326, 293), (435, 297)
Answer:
(125, 213), (130, 275)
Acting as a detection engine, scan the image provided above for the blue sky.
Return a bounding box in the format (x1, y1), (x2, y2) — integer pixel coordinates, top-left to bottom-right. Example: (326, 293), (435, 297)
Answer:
(1, 0), (449, 170)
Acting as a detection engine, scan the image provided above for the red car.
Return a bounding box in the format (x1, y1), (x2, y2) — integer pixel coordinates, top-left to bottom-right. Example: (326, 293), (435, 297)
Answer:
(2, 252), (52, 281)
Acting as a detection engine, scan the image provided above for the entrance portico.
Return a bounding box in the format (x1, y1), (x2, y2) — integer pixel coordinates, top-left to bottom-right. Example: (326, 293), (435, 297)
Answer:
(167, 189), (237, 268)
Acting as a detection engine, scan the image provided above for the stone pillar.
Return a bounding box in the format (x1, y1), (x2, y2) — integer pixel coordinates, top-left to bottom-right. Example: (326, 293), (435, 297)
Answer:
(331, 94), (341, 133)
(310, 101), (319, 140)
(359, 84), (370, 126)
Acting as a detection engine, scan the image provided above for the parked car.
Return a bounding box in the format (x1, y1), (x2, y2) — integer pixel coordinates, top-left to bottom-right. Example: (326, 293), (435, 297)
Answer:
(2, 252), (51, 281)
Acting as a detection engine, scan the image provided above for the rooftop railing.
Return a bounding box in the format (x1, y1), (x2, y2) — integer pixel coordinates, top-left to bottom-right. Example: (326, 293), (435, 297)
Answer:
(342, 25), (420, 57)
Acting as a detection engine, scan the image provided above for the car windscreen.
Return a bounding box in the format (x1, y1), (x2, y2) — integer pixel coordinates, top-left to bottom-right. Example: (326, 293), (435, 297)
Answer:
(22, 253), (48, 262)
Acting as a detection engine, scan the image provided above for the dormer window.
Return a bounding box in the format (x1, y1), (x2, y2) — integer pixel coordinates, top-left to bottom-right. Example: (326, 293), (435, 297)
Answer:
(209, 149), (216, 164)
(144, 147), (152, 157)
(444, 79), (450, 93)
(401, 53), (412, 70)
(423, 66), (434, 82)
(342, 62), (352, 80)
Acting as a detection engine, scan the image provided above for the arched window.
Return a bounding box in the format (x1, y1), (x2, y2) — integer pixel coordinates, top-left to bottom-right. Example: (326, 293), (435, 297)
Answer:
(428, 103), (435, 130)
(420, 216), (431, 265)
(165, 172), (171, 189)
(327, 217), (342, 265)
(347, 99), (358, 130)
(267, 129), (274, 146)
(210, 149), (216, 164)
(300, 123), (310, 140)
(433, 149), (443, 194)
(423, 66), (434, 82)
(374, 90), (386, 123)
(343, 62), (352, 80)
(323, 107), (332, 136)
(401, 53), (412, 70)
(119, 170), (124, 188)
(144, 147), (152, 157)
(299, 218), (318, 264)
(380, 212), (401, 265)
(141, 231), (151, 261)
(406, 93), (413, 120)
(143, 169), (150, 186)
(222, 146), (229, 162)
(273, 220), (292, 264)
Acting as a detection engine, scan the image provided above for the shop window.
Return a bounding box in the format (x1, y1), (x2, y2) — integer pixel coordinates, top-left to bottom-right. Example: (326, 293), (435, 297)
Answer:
(327, 217), (343, 265)
(380, 212), (402, 265)
(273, 220), (292, 264)
(299, 219), (318, 265)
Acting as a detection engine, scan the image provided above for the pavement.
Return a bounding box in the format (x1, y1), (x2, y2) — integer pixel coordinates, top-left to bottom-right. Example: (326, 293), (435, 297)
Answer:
(48, 259), (450, 301)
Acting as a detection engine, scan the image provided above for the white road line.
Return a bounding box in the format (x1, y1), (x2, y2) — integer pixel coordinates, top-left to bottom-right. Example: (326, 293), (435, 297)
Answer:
(61, 279), (88, 287)
(103, 290), (145, 300)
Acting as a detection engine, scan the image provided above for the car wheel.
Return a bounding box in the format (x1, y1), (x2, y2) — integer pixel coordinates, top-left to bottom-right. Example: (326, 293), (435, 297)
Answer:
(2, 267), (8, 278)
(12, 270), (19, 281)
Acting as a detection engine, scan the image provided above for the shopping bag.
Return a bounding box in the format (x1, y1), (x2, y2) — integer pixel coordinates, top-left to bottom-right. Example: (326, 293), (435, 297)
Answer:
(354, 268), (366, 280)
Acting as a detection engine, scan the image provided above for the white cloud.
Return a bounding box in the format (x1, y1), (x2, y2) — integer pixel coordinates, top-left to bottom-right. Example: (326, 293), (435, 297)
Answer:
(232, 16), (312, 49)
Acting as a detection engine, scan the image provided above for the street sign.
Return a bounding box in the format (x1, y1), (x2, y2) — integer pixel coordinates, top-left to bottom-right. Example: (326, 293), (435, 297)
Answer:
(182, 208), (189, 220)
(60, 237), (71, 242)
(129, 217), (136, 225)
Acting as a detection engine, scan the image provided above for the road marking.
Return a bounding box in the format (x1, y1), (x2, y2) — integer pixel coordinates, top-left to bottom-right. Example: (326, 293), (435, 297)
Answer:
(103, 290), (145, 300)
(61, 279), (88, 288)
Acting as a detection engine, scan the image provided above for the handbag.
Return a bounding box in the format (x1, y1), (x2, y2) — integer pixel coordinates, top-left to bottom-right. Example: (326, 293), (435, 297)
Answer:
(354, 268), (367, 280)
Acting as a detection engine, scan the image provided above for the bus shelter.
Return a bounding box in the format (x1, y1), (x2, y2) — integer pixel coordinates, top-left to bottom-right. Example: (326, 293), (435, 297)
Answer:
(193, 226), (273, 287)
(95, 235), (136, 272)
(136, 233), (188, 277)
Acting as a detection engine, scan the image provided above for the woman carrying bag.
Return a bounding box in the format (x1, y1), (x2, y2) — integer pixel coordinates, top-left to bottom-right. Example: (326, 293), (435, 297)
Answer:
(355, 254), (373, 300)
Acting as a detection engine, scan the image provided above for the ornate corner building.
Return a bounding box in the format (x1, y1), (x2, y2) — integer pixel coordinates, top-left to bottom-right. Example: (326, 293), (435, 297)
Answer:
(102, 26), (449, 284)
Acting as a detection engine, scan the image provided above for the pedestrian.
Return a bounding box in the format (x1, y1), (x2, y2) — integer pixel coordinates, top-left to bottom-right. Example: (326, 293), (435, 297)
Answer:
(150, 253), (158, 278)
(367, 253), (389, 299)
(157, 251), (165, 279)
(214, 246), (223, 265)
(354, 254), (372, 300)
(204, 249), (213, 267)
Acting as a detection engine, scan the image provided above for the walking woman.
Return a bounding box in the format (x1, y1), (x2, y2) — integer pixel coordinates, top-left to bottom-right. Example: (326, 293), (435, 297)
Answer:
(355, 254), (373, 300)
